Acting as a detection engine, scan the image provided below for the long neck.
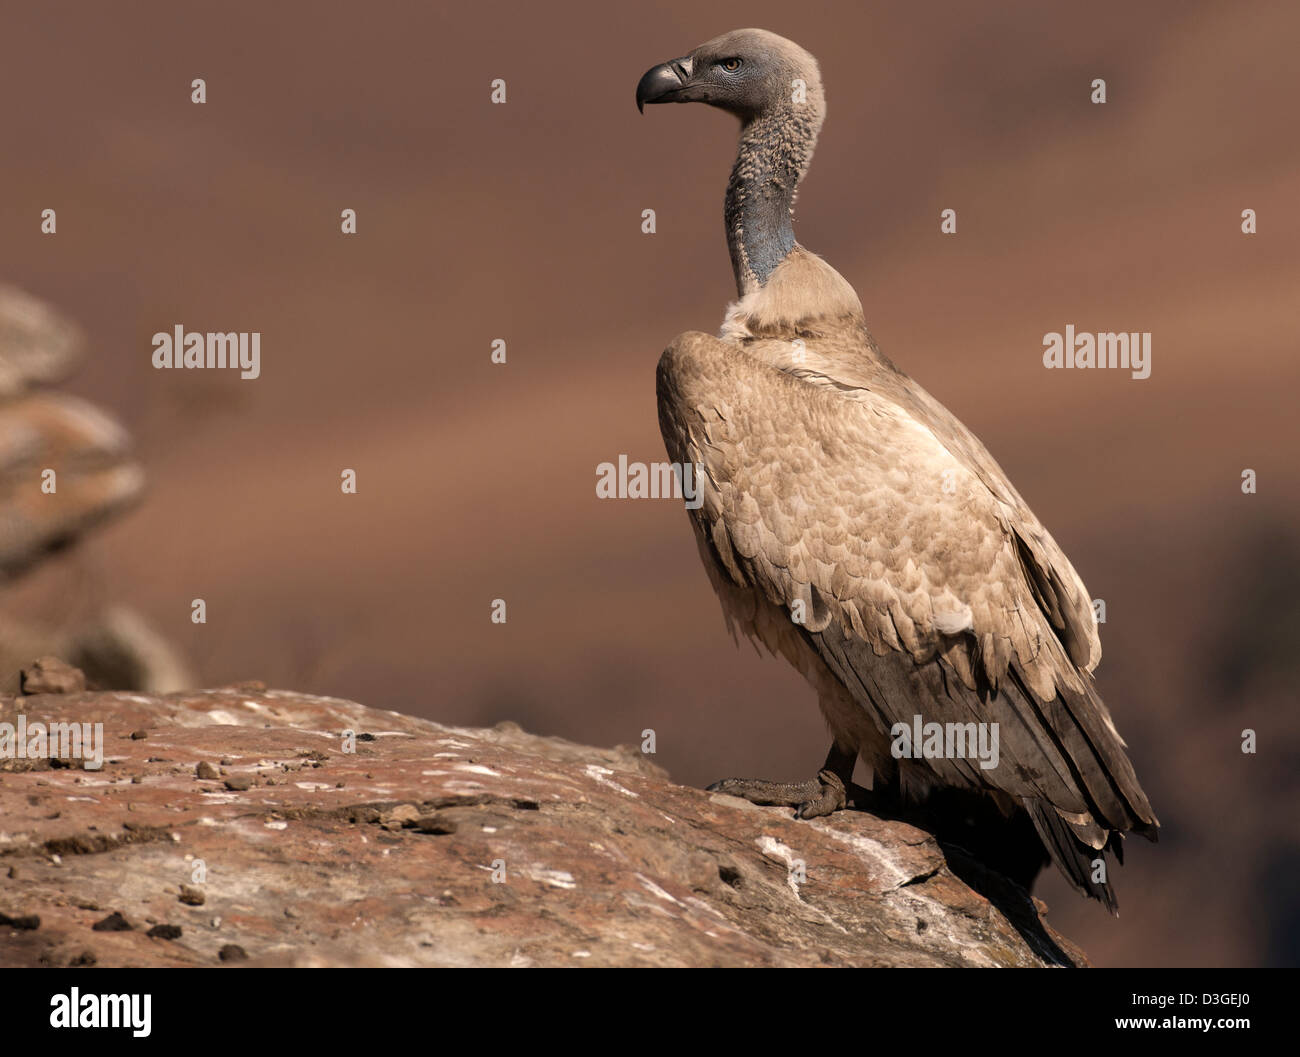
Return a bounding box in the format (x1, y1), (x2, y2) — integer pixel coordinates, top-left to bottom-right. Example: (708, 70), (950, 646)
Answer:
(725, 106), (820, 296)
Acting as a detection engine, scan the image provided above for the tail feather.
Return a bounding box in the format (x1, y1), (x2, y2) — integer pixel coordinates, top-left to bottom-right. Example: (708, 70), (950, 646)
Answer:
(1024, 798), (1119, 914)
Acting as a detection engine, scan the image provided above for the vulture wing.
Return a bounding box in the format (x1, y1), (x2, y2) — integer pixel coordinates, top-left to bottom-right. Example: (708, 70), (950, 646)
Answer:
(657, 323), (1158, 906)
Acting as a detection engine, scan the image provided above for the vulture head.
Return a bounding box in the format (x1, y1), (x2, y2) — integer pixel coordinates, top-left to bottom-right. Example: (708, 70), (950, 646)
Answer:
(636, 29), (829, 294)
(636, 28), (824, 125)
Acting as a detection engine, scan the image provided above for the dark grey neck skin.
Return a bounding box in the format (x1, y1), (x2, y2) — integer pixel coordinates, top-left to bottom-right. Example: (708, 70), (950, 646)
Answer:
(725, 106), (819, 296)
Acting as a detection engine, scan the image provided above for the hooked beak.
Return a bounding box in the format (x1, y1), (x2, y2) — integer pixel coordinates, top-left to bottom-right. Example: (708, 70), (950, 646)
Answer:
(636, 57), (694, 112)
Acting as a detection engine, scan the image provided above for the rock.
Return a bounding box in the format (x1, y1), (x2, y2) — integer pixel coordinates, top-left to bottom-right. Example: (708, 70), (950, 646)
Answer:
(413, 815), (458, 835)
(66, 608), (192, 694)
(147, 924), (182, 940)
(0, 288), (188, 701)
(0, 284), (83, 398)
(195, 761), (219, 780)
(0, 392), (143, 581)
(91, 911), (133, 932)
(0, 286), (140, 563)
(0, 687), (1089, 968)
(0, 911), (40, 930)
(0, 603), (190, 701)
(222, 776), (252, 792)
(378, 803), (421, 831)
(19, 657), (85, 695)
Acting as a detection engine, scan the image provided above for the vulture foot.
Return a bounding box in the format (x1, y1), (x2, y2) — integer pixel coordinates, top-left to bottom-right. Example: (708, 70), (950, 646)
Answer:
(707, 744), (855, 819)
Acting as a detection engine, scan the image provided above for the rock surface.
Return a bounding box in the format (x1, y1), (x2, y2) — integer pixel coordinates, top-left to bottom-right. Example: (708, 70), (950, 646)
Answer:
(0, 686), (1088, 967)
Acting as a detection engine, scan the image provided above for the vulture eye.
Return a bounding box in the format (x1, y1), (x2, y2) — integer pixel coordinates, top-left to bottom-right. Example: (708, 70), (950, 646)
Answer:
(719, 57), (743, 72)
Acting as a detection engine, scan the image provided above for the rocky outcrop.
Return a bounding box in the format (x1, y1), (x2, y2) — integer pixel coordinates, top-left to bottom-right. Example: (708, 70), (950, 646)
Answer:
(0, 682), (1087, 967)
(0, 286), (188, 694)
(0, 285), (143, 580)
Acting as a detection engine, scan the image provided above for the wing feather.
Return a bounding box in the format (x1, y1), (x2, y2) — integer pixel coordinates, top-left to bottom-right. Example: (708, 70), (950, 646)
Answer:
(657, 329), (1157, 839)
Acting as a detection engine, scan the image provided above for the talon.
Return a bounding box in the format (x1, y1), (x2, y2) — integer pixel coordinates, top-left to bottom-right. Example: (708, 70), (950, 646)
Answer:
(707, 760), (850, 817)
(794, 769), (847, 819)
(707, 744), (855, 815)
(707, 776), (822, 806)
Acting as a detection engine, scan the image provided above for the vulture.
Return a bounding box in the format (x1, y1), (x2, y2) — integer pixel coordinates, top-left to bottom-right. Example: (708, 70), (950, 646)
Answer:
(636, 28), (1158, 909)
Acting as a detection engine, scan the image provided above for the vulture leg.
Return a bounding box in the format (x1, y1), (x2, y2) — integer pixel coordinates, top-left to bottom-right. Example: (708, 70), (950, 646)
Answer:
(707, 742), (855, 819)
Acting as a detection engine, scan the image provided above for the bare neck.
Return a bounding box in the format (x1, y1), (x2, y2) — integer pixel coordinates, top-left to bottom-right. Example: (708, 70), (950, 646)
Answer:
(725, 105), (821, 297)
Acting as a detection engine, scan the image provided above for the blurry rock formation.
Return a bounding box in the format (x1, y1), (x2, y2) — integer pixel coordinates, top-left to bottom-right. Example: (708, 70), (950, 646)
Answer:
(0, 285), (189, 692)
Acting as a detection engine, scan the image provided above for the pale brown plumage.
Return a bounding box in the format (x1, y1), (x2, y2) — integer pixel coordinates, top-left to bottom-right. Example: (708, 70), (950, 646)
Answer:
(642, 29), (1158, 908)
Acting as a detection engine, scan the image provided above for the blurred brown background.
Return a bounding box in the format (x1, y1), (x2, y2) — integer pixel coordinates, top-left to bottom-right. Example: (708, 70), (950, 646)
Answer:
(1, 0), (1297, 966)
